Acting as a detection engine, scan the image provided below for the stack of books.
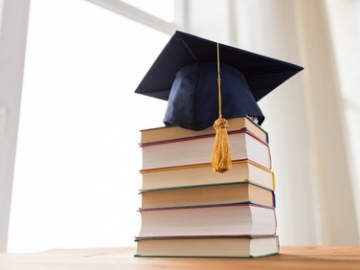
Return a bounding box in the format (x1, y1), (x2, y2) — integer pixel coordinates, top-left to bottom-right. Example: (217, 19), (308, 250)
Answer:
(135, 116), (279, 258)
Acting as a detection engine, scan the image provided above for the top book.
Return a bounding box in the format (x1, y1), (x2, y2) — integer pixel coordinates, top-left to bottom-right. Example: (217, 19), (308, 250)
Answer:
(140, 116), (268, 145)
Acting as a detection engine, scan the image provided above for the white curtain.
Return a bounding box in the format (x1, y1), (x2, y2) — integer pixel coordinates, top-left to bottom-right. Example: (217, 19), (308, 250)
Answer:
(186, 0), (360, 245)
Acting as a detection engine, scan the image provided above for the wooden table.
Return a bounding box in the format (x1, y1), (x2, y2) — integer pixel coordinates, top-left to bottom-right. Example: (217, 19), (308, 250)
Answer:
(0, 246), (360, 269)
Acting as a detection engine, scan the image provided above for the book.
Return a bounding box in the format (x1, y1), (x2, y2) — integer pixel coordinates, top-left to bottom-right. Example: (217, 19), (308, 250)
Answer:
(138, 204), (277, 238)
(135, 235), (279, 258)
(140, 160), (275, 191)
(140, 130), (271, 170)
(140, 115), (269, 144)
(140, 182), (275, 209)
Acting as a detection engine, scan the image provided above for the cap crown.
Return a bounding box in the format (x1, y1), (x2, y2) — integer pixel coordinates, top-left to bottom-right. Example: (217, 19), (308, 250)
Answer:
(164, 62), (264, 130)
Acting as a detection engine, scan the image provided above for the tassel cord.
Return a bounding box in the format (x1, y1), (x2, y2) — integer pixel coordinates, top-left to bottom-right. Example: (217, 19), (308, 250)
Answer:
(212, 43), (232, 173)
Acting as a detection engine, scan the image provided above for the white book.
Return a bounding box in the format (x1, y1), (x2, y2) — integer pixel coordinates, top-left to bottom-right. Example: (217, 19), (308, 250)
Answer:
(140, 160), (275, 191)
(138, 204), (277, 238)
(140, 130), (271, 170)
(135, 236), (280, 258)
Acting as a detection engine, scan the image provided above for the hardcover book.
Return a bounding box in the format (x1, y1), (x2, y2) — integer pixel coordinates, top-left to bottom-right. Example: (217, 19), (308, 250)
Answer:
(140, 160), (275, 191)
(138, 204), (277, 238)
(140, 115), (269, 144)
(140, 182), (275, 209)
(140, 130), (272, 170)
(135, 236), (279, 258)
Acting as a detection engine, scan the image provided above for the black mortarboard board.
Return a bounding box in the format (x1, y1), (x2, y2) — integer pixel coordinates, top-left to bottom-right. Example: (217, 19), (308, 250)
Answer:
(135, 31), (303, 130)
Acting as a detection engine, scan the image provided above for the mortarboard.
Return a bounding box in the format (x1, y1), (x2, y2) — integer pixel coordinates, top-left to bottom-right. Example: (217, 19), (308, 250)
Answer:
(135, 31), (303, 172)
(135, 30), (303, 130)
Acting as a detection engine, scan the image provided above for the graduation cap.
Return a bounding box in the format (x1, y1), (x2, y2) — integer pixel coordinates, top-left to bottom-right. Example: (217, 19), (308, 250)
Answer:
(135, 31), (303, 172)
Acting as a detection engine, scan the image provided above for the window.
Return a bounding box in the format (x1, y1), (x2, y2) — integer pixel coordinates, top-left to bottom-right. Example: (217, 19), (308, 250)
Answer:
(9, 0), (172, 252)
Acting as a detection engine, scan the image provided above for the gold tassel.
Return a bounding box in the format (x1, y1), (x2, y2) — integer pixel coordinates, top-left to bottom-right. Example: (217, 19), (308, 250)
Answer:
(211, 43), (232, 173)
(212, 117), (232, 172)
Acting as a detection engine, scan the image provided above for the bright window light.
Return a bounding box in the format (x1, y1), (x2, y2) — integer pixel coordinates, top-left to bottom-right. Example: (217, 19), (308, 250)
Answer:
(9, 0), (170, 253)
(120, 0), (175, 22)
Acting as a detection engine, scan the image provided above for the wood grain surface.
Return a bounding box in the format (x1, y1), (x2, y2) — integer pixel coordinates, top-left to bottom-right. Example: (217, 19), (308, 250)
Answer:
(0, 246), (360, 270)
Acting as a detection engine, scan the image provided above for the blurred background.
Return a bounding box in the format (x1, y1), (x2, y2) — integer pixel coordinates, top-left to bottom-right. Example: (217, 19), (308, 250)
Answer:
(1, 0), (360, 253)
